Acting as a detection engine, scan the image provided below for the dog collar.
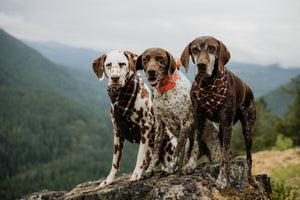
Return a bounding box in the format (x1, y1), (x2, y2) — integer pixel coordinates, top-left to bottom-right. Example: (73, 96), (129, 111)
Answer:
(155, 70), (179, 93)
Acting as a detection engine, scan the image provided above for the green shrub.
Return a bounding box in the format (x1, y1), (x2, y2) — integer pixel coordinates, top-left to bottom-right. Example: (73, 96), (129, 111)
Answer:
(271, 134), (293, 151)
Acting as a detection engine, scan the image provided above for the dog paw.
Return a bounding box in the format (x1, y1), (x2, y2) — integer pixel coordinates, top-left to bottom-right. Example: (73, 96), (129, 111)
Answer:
(215, 174), (227, 192)
(180, 164), (196, 175)
(163, 167), (174, 174)
(130, 173), (138, 181)
(143, 170), (154, 179)
(99, 179), (111, 188)
(159, 170), (170, 178)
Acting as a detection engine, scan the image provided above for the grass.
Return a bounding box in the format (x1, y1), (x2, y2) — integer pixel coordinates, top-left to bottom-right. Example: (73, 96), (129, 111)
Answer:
(270, 164), (300, 200)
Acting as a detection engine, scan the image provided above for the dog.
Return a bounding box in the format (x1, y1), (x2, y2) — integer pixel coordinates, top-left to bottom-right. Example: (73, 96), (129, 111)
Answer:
(92, 50), (177, 187)
(92, 50), (155, 187)
(180, 36), (256, 191)
(136, 48), (221, 177)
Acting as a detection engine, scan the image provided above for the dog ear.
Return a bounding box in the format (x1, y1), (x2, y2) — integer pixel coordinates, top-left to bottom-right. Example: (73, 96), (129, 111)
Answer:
(180, 42), (191, 73)
(136, 54), (143, 71)
(92, 53), (106, 81)
(124, 50), (138, 73)
(166, 50), (177, 76)
(217, 40), (230, 72)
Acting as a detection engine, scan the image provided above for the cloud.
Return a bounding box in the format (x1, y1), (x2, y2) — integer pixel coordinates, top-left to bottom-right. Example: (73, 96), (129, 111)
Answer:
(0, 0), (300, 67)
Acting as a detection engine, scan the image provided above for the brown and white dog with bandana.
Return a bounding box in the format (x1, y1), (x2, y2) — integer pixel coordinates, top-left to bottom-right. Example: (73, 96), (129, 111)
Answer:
(180, 36), (256, 191)
(136, 48), (222, 177)
(93, 50), (176, 187)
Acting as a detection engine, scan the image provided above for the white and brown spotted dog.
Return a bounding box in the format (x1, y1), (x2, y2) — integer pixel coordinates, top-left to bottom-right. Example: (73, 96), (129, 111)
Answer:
(92, 50), (176, 187)
(136, 48), (222, 177)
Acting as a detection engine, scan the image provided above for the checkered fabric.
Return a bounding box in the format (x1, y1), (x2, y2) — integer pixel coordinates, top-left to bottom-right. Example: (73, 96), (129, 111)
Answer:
(107, 75), (140, 117)
(192, 71), (228, 117)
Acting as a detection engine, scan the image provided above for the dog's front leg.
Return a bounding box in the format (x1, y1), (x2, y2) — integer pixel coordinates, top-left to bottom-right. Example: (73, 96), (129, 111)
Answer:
(181, 116), (205, 174)
(130, 127), (151, 181)
(165, 124), (191, 173)
(143, 120), (164, 178)
(215, 123), (233, 191)
(100, 132), (124, 187)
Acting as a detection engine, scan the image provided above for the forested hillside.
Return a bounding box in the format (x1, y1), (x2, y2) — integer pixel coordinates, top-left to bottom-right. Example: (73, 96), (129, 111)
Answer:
(0, 29), (138, 200)
(263, 74), (300, 117)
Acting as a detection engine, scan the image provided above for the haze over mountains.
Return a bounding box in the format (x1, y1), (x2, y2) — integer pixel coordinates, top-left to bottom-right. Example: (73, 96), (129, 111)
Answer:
(24, 39), (300, 98)
(24, 39), (300, 117)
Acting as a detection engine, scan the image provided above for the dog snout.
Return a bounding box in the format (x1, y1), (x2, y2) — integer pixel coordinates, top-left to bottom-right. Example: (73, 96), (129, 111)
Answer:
(147, 68), (156, 78)
(111, 74), (120, 83)
(197, 60), (207, 71)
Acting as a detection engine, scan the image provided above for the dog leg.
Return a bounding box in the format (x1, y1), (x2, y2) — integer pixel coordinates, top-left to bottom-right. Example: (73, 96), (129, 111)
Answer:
(130, 127), (151, 181)
(241, 101), (255, 171)
(184, 138), (192, 165)
(181, 117), (205, 174)
(215, 124), (233, 191)
(143, 121), (164, 178)
(100, 133), (124, 187)
(201, 119), (221, 162)
(165, 124), (191, 173)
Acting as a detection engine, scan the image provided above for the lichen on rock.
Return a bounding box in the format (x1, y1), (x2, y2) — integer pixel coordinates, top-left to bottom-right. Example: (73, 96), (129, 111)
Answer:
(18, 158), (271, 200)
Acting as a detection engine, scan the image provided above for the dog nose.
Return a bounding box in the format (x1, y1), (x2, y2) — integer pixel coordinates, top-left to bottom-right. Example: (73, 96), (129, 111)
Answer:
(111, 75), (120, 83)
(197, 60), (207, 69)
(147, 69), (156, 77)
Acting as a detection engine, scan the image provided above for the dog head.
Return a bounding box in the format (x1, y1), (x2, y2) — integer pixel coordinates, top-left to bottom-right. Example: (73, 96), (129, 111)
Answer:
(92, 50), (138, 91)
(180, 36), (230, 79)
(136, 48), (177, 87)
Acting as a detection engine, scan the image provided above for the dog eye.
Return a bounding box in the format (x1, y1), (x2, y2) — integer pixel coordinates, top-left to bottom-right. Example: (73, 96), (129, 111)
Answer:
(192, 47), (199, 54)
(208, 45), (216, 52)
(106, 63), (112, 68)
(119, 62), (126, 68)
(156, 56), (164, 61)
(143, 56), (150, 63)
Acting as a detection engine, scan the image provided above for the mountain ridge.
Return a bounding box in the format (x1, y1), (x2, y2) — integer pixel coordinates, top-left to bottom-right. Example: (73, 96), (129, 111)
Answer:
(24, 39), (300, 98)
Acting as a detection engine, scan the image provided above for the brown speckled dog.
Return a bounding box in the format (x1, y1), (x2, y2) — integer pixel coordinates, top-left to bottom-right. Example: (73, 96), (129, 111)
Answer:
(180, 37), (256, 191)
(136, 48), (221, 177)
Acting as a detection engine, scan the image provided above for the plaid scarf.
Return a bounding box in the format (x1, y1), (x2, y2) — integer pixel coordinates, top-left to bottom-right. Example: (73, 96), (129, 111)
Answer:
(107, 75), (140, 117)
(192, 71), (228, 117)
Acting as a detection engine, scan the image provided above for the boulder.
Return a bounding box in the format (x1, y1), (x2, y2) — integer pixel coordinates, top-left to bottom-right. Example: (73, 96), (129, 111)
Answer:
(18, 158), (271, 200)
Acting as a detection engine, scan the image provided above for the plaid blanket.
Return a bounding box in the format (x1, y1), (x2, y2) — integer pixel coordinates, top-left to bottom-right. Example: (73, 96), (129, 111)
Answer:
(107, 75), (140, 117)
(192, 71), (228, 117)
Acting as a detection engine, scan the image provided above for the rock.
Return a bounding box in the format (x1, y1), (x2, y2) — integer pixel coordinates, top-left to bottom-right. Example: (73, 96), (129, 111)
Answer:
(16, 190), (66, 200)
(18, 158), (271, 200)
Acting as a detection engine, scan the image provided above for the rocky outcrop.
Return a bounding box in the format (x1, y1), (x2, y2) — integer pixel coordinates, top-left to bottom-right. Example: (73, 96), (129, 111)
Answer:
(18, 158), (271, 200)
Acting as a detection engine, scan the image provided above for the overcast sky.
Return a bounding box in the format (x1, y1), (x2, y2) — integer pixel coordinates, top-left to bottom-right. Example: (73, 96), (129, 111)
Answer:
(1, 0), (300, 68)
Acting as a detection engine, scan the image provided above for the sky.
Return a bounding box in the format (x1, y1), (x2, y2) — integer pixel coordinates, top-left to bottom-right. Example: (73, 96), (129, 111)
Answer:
(0, 0), (300, 68)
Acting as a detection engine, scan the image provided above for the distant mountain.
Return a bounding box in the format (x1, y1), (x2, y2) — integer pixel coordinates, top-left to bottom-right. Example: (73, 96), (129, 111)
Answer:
(24, 40), (300, 98)
(228, 62), (300, 97)
(23, 40), (102, 70)
(263, 74), (300, 117)
(182, 62), (300, 98)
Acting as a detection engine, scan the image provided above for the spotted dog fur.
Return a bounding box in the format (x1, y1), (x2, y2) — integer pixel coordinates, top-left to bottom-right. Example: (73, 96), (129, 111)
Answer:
(136, 48), (221, 177)
(180, 36), (256, 191)
(92, 50), (156, 187)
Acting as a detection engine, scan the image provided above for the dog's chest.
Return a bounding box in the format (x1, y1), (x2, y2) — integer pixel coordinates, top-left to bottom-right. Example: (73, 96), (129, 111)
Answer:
(154, 74), (193, 134)
(114, 113), (140, 144)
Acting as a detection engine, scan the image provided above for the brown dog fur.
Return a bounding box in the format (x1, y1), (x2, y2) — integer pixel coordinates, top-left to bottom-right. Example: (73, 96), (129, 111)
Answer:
(180, 36), (256, 191)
